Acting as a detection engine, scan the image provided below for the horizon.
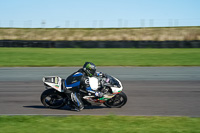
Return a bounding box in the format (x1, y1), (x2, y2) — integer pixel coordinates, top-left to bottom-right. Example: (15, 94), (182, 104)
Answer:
(0, 0), (200, 28)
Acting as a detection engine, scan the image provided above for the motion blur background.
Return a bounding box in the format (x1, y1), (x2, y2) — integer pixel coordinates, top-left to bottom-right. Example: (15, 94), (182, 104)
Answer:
(0, 0), (200, 48)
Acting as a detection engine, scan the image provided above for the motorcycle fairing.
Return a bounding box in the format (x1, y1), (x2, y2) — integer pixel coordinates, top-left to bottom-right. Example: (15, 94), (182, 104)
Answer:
(43, 76), (62, 92)
(110, 77), (123, 94)
(104, 75), (123, 94)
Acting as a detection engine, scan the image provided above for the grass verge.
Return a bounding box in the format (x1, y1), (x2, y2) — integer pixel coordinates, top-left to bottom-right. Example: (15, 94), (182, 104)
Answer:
(0, 115), (200, 133)
(0, 48), (200, 67)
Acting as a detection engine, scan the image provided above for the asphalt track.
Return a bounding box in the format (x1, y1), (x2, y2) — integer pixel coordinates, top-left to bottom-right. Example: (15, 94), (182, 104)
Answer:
(0, 67), (200, 117)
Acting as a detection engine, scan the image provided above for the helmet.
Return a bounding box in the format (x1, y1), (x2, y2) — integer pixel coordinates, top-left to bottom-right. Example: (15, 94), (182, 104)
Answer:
(83, 62), (96, 77)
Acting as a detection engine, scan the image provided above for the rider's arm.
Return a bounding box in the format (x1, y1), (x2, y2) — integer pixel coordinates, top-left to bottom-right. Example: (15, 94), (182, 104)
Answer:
(80, 76), (95, 93)
(81, 75), (104, 97)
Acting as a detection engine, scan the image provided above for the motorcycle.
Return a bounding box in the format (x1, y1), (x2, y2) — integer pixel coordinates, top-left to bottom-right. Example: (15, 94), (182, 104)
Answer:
(40, 74), (127, 111)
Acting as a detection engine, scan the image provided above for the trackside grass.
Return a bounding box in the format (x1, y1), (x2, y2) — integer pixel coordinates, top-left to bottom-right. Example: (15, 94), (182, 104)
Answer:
(0, 115), (200, 133)
(0, 48), (200, 67)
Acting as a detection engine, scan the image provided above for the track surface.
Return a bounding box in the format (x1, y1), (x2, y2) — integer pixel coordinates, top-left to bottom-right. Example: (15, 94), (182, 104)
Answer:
(0, 67), (200, 116)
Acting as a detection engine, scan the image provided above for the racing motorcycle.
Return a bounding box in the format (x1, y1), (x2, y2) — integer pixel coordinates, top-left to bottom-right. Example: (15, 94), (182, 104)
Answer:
(40, 74), (127, 111)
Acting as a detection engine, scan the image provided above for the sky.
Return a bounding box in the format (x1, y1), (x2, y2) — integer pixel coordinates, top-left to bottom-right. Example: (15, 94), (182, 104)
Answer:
(0, 0), (200, 28)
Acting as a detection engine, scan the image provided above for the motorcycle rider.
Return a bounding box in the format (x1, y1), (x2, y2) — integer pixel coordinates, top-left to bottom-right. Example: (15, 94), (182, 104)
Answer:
(64, 62), (105, 111)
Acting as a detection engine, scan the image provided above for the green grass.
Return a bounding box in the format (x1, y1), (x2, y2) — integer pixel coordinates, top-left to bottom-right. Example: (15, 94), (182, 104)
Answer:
(0, 48), (200, 67)
(0, 115), (200, 133)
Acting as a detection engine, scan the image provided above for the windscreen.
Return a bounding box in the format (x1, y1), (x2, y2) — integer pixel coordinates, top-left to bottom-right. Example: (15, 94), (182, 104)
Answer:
(106, 75), (121, 88)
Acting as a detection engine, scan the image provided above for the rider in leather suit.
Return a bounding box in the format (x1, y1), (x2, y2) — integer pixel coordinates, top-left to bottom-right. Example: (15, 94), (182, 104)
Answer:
(64, 62), (104, 111)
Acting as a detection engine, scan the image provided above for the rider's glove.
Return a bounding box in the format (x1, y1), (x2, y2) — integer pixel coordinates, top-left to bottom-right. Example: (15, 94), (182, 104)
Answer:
(98, 72), (103, 77)
(99, 72), (106, 78)
(95, 91), (104, 98)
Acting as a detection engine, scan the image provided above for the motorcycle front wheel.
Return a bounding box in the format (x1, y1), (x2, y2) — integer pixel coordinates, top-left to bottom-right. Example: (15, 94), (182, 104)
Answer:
(104, 91), (127, 108)
(41, 89), (66, 109)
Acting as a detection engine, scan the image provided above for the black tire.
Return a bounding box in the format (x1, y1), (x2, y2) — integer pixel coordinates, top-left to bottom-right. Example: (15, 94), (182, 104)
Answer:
(104, 92), (127, 108)
(41, 89), (66, 109)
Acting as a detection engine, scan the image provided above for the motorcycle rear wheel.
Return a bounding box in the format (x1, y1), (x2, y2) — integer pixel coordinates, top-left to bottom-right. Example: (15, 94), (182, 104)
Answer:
(104, 92), (127, 108)
(41, 89), (66, 109)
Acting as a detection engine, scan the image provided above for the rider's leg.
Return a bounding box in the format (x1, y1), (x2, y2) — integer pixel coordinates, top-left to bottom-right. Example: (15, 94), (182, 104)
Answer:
(70, 92), (84, 111)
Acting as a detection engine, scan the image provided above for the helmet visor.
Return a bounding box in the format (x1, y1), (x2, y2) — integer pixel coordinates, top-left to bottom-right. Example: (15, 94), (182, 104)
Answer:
(89, 69), (96, 76)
